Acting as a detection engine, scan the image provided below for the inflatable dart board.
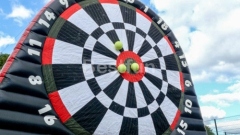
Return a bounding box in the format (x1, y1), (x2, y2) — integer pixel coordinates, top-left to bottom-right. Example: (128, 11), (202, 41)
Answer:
(0, 0), (207, 135)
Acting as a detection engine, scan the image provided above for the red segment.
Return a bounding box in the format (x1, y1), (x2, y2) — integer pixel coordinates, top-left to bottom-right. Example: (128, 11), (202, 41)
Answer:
(180, 72), (185, 92)
(42, 37), (55, 65)
(60, 3), (81, 20)
(170, 110), (181, 130)
(116, 51), (145, 82)
(136, 9), (152, 22)
(164, 36), (176, 53)
(49, 92), (71, 123)
(0, 0), (54, 83)
(99, 0), (118, 4)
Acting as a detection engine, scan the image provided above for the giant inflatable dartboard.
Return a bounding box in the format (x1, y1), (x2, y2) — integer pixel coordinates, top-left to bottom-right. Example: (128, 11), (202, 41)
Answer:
(0, 0), (207, 135)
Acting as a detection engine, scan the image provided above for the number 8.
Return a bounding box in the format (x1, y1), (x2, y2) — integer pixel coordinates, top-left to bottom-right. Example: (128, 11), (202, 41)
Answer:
(29, 75), (42, 85)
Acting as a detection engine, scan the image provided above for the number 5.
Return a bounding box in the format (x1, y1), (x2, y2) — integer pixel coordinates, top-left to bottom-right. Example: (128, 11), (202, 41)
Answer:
(179, 120), (188, 130)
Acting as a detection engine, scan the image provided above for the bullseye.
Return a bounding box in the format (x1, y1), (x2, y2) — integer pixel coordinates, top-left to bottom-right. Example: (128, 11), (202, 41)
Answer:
(116, 51), (145, 82)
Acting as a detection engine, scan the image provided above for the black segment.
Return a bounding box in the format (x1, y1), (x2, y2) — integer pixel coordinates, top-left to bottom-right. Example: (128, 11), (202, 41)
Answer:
(163, 54), (179, 71)
(136, 28), (147, 38)
(109, 101), (125, 115)
(120, 5), (136, 25)
(113, 22), (125, 29)
(72, 98), (108, 134)
(148, 24), (163, 44)
(156, 92), (165, 105)
(162, 70), (168, 82)
(138, 107), (150, 117)
(151, 108), (170, 135)
(120, 117), (138, 135)
(166, 84), (181, 107)
(57, 21), (89, 48)
(153, 45), (162, 58)
(92, 65), (116, 77)
(87, 78), (101, 95)
(91, 27), (104, 39)
(144, 59), (160, 69)
(82, 49), (92, 64)
(106, 30), (120, 43)
(84, 3), (110, 26)
(126, 30), (135, 51)
(137, 40), (152, 57)
(144, 73), (162, 90)
(138, 81), (155, 105)
(126, 83), (137, 108)
(53, 64), (85, 90)
(93, 41), (118, 59)
(104, 76), (124, 99)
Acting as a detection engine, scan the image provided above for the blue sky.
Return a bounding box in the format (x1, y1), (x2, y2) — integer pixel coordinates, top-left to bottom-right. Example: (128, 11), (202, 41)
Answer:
(1, 0), (240, 132)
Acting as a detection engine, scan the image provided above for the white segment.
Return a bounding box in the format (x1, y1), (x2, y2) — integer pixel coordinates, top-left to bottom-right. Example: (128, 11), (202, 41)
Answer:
(138, 115), (156, 135)
(113, 80), (129, 106)
(133, 33), (145, 54)
(96, 91), (113, 108)
(100, 23), (114, 33)
(68, 9), (99, 34)
(160, 97), (178, 125)
(161, 81), (168, 95)
(102, 4), (124, 23)
(94, 110), (123, 135)
(141, 48), (158, 62)
(96, 71), (119, 90)
(124, 107), (138, 118)
(84, 36), (97, 51)
(142, 77), (160, 99)
(98, 34), (120, 55)
(91, 52), (116, 65)
(146, 35), (156, 47)
(159, 57), (166, 70)
(134, 82), (147, 108)
(148, 100), (159, 114)
(124, 23), (136, 32)
(145, 67), (163, 80)
(59, 81), (94, 115)
(115, 29), (129, 51)
(136, 12), (151, 34)
(52, 40), (83, 64)
(82, 64), (95, 80)
(157, 38), (174, 56)
(167, 70), (181, 90)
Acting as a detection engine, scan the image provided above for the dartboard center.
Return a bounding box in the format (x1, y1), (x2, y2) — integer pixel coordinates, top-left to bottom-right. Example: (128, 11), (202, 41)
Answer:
(116, 51), (145, 82)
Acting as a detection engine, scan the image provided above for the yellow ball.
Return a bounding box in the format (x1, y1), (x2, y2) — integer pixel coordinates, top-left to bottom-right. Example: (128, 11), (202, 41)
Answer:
(118, 64), (127, 73)
(115, 41), (123, 50)
(131, 63), (139, 72)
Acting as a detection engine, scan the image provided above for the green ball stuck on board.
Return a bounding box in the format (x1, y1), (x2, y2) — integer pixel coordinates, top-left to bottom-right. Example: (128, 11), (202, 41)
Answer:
(131, 63), (139, 72)
(118, 64), (127, 73)
(115, 41), (123, 50)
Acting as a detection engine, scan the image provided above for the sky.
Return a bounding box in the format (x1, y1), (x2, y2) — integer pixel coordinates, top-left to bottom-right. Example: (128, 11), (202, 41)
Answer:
(0, 0), (240, 133)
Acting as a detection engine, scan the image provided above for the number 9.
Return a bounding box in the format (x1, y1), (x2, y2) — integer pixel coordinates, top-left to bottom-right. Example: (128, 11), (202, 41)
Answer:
(59, 0), (69, 8)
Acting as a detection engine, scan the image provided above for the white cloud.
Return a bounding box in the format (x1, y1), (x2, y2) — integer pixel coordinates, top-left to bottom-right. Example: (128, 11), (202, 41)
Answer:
(207, 118), (240, 134)
(0, 32), (16, 48)
(200, 81), (240, 107)
(150, 0), (240, 82)
(200, 106), (226, 120)
(216, 119), (240, 134)
(216, 75), (230, 83)
(7, 5), (33, 26)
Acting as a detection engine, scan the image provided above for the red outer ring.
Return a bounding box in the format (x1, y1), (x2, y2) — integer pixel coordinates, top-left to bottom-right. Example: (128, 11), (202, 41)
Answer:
(116, 51), (145, 82)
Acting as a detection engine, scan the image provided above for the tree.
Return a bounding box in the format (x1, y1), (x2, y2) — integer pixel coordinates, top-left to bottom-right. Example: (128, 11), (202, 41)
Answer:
(0, 53), (10, 69)
(205, 125), (215, 135)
